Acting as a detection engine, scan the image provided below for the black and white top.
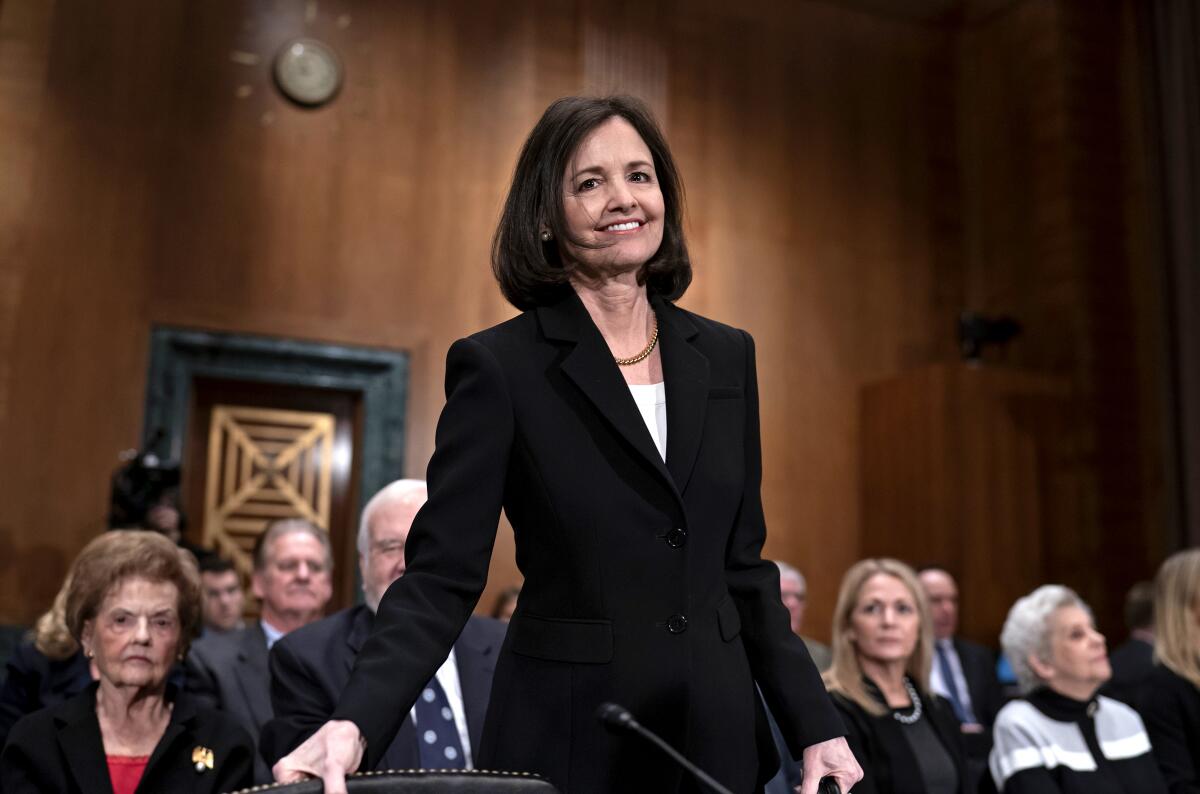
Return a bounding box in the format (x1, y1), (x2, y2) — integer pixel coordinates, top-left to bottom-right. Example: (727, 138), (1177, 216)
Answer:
(989, 688), (1166, 793)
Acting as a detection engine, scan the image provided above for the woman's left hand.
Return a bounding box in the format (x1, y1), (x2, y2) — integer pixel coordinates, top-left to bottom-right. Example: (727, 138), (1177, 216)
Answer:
(798, 736), (863, 794)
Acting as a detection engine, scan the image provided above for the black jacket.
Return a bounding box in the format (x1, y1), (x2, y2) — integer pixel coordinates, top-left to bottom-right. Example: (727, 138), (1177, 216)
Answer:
(184, 622), (272, 783)
(1140, 664), (1200, 794)
(330, 292), (843, 793)
(0, 642), (92, 751)
(952, 637), (1005, 728)
(260, 606), (505, 770)
(832, 679), (968, 794)
(1104, 638), (1154, 710)
(0, 683), (254, 793)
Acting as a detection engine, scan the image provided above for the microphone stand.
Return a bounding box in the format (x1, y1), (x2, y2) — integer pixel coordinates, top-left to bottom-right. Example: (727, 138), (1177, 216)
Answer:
(596, 702), (843, 794)
(597, 702), (735, 794)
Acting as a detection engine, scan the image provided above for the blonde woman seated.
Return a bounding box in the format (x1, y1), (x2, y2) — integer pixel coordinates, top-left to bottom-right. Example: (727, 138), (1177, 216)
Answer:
(1141, 549), (1200, 792)
(1, 531), (254, 793)
(989, 585), (1165, 793)
(824, 559), (967, 794)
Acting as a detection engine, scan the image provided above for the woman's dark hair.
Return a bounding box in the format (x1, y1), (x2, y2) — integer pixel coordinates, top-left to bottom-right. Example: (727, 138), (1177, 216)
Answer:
(492, 95), (691, 310)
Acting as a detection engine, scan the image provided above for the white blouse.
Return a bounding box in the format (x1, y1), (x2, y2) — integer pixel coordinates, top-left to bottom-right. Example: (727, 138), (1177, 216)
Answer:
(628, 382), (667, 462)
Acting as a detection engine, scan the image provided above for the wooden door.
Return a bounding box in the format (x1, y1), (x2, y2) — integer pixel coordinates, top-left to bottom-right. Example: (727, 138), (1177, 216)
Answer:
(182, 377), (362, 614)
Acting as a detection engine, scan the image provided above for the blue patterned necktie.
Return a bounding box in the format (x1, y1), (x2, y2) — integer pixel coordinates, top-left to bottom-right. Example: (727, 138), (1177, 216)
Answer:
(414, 676), (466, 769)
(935, 642), (974, 724)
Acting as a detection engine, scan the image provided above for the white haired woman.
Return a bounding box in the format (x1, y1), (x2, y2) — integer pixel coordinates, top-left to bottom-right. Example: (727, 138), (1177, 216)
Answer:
(1140, 549), (1200, 792)
(989, 585), (1165, 793)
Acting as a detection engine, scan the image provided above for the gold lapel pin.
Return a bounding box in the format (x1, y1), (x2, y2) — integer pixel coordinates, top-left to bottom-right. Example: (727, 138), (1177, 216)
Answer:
(192, 746), (215, 773)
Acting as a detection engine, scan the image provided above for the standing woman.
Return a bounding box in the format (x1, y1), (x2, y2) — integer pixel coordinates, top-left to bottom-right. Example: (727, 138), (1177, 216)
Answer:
(275, 96), (861, 794)
(1141, 549), (1200, 792)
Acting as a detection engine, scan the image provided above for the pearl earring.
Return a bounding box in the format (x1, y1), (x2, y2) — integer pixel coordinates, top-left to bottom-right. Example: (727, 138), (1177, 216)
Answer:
(540, 229), (553, 242)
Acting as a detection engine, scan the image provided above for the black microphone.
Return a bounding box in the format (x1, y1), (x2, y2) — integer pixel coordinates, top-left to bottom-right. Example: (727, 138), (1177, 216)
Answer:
(596, 702), (843, 794)
(597, 702), (735, 794)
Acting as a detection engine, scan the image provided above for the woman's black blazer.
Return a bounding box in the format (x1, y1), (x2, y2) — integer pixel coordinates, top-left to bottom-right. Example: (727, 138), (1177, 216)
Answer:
(832, 684), (968, 794)
(332, 291), (843, 793)
(1140, 664), (1200, 793)
(0, 683), (254, 793)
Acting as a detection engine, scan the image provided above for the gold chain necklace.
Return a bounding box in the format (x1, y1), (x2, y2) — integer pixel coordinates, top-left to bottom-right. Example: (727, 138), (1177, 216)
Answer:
(614, 314), (659, 366)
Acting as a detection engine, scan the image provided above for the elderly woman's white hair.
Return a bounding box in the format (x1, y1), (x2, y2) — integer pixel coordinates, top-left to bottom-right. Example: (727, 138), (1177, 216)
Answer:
(1000, 584), (1093, 695)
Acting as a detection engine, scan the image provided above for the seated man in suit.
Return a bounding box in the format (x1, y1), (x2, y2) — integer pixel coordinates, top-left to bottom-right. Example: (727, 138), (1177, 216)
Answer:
(919, 566), (1005, 790)
(1103, 580), (1155, 708)
(186, 518), (334, 783)
(260, 479), (507, 774)
(773, 559), (832, 672)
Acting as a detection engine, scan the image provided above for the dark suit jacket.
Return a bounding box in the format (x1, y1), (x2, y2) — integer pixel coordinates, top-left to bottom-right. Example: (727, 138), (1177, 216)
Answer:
(0, 642), (92, 751)
(0, 683), (253, 793)
(952, 637), (1004, 728)
(1104, 637), (1154, 709)
(184, 622), (272, 783)
(1140, 664), (1200, 794)
(832, 683), (968, 794)
(329, 292), (843, 794)
(260, 606), (505, 770)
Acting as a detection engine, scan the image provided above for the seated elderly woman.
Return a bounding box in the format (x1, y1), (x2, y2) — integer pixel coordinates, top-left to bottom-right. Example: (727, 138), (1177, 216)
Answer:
(1140, 549), (1200, 792)
(989, 584), (1165, 793)
(824, 558), (968, 794)
(1, 531), (253, 793)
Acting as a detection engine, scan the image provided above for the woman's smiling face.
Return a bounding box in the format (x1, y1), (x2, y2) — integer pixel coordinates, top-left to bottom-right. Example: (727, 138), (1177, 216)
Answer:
(559, 116), (665, 279)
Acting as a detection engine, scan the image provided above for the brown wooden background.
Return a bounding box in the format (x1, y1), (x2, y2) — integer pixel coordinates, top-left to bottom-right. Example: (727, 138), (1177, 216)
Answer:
(0, 0), (1169, 645)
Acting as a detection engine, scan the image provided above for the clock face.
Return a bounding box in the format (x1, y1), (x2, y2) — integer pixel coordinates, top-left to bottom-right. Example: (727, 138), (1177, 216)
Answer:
(273, 38), (342, 107)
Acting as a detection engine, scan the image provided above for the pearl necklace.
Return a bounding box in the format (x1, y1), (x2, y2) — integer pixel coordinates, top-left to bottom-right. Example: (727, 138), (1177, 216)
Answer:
(892, 678), (923, 725)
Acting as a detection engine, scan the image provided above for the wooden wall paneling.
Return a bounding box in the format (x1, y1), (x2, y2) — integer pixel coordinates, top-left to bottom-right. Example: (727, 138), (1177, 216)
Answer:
(957, 0), (1166, 636)
(0, 0), (186, 623)
(663, 1), (961, 640)
(1058, 1), (1168, 625)
(0, 0), (58, 433)
(861, 363), (1072, 646)
(0, 0), (1163, 642)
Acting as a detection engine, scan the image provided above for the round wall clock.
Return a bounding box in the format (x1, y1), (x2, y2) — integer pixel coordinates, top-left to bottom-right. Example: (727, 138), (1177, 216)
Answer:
(273, 38), (342, 107)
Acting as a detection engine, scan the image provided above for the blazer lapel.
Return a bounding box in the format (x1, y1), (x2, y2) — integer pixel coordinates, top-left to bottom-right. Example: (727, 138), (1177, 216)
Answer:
(654, 297), (709, 494)
(56, 686), (114, 794)
(137, 718), (187, 793)
(539, 292), (677, 495)
(235, 624), (273, 728)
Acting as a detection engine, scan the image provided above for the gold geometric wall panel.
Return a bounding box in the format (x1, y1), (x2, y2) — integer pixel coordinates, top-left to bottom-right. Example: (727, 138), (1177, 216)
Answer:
(202, 404), (334, 580)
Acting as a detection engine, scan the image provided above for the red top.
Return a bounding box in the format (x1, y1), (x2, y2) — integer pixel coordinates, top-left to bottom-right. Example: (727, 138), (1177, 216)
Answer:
(106, 754), (150, 794)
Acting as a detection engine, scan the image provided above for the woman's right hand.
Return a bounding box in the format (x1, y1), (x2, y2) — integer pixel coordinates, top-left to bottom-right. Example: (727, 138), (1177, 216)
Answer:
(272, 720), (365, 794)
